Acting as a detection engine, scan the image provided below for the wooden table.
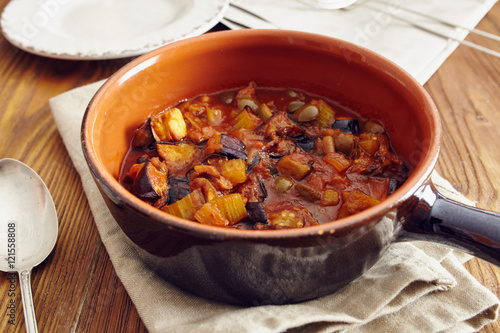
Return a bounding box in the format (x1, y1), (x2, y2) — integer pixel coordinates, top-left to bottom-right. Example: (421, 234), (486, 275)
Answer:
(1, 1), (500, 332)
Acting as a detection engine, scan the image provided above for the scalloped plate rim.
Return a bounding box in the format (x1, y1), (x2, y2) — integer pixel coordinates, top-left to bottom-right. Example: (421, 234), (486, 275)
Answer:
(0, 0), (230, 60)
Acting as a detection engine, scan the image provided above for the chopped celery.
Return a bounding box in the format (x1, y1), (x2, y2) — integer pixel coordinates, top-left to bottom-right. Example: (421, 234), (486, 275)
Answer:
(275, 155), (312, 180)
(233, 109), (262, 130)
(313, 99), (336, 128)
(195, 193), (248, 226)
(194, 203), (229, 227)
(162, 188), (206, 220)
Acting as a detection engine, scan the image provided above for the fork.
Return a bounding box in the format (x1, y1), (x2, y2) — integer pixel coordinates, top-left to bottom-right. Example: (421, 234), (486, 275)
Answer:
(309, 0), (500, 58)
(225, 1), (354, 29)
(225, 3), (280, 29)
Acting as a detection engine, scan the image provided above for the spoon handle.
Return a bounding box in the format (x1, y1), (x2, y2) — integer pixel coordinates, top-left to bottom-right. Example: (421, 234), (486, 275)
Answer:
(19, 269), (38, 333)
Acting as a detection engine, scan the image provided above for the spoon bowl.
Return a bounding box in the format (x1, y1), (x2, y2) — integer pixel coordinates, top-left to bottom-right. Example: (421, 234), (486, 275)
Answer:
(0, 158), (58, 332)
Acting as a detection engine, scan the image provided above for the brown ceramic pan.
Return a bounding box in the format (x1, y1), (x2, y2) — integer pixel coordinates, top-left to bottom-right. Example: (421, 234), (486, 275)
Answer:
(82, 29), (500, 305)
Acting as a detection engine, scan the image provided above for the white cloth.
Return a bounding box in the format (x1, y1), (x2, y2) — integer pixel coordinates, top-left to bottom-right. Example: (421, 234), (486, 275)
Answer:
(223, 0), (498, 84)
(49, 80), (499, 332)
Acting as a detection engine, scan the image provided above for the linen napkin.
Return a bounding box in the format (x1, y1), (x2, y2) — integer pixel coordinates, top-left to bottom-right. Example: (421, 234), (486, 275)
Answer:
(49, 80), (499, 332)
(223, 0), (498, 84)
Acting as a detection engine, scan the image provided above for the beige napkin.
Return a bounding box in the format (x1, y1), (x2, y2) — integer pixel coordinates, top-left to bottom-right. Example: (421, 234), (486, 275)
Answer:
(50, 80), (499, 333)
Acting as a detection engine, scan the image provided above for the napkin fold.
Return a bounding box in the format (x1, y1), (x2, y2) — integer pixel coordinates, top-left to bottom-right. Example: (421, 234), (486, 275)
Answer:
(223, 0), (498, 85)
(49, 80), (499, 332)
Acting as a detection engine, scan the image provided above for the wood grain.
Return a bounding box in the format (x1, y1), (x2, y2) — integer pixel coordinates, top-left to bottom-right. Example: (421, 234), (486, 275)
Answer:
(0, 3), (146, 330)
(425, 4), (500, 332)
(0, 1), (499, 332)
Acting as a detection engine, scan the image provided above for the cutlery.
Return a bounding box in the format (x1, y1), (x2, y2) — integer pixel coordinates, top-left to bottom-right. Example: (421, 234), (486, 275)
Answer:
(313, 0), (500, 58)
(0, 158), (58, 333)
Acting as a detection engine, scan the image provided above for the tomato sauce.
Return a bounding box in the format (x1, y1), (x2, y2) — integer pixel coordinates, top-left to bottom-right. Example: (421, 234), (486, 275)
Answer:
(119, 82), (408, 229)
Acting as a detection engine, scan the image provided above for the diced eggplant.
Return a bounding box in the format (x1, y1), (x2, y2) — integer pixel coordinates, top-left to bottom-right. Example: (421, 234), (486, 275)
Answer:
(131, 119), (154, 148)
(293, 136), (317, 152)
(332, 118), (359, 135)
(387, 178), (399, 196)
(267, 163), (279, 176)
(246, 154), (261, 172)
(122, 82), (411, 229)
(167, 176), (191, 204)
(244, 202), (268, 225)
(218, 147), (247, 160)
(156, 141), (205, 174)
(221, 133), (245, 151)
(387, 162), (409, 195)
(130, 160), (168, 201)
(259, 178), (268, 201)
(163, 188), (206, 221)
(218, 134), (247, 160)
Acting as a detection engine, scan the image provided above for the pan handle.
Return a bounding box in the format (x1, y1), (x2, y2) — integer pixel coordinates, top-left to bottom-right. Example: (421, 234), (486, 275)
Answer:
(397, 183), (500, 266)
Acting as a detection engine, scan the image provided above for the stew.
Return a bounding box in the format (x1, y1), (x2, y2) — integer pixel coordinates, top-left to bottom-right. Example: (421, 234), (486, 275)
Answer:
(120, 82), (409, 229)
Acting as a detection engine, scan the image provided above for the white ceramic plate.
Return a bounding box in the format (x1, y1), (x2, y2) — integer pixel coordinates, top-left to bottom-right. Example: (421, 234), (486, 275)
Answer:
(0, 0), (229, 60)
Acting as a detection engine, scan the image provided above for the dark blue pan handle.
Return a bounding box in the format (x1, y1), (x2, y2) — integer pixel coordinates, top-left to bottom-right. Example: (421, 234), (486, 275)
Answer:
(398, 183), (500, 266)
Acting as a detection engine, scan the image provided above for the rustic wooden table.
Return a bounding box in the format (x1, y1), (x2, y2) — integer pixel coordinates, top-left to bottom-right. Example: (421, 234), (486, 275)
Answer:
(1, 1), (500, 332)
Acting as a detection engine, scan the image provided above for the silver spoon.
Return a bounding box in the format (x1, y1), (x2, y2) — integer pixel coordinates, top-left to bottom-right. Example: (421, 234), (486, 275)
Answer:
(0, 158), (58, 333)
